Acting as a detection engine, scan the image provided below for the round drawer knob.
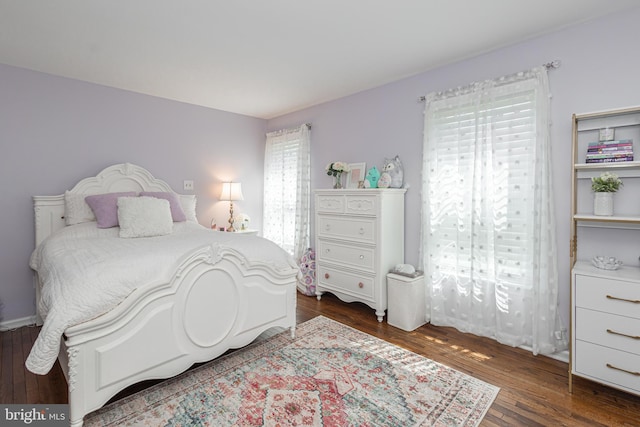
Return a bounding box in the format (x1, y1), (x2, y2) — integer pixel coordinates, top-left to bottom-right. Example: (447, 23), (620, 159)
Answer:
(325, 224), (331, 230)
(325, 273), (330, 279)
(358, 282), (364, 288)
(359, 255), (364, 259)
(359, 227), (365, 234)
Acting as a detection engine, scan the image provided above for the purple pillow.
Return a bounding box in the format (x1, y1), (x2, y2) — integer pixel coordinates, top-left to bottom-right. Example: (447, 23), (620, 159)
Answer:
(139, 191), (187, 222)
(85, 192), (137, 228)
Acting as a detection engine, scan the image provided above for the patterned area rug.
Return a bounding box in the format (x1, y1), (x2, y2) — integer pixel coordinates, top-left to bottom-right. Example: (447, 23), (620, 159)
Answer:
(85, 316), (499, 426)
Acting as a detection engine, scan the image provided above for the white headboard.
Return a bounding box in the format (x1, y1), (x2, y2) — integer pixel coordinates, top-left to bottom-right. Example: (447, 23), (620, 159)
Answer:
(34, 163), (176, 246)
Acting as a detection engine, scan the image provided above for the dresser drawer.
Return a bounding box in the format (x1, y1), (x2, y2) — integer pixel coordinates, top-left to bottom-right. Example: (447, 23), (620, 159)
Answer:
(316, 194), (344, 213)
(345, 195), (378, 215)
(317, 264), (375, 299)
(317, 240), (375, 271)
(574, 340), (640, 395)
(576, 308), (640, 355)
(575, 274), (640, 320)
(316, 215), (375, 243)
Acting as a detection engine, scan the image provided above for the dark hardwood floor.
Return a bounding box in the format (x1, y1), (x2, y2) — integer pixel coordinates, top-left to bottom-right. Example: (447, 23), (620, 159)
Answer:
(2, 292), (640, 426)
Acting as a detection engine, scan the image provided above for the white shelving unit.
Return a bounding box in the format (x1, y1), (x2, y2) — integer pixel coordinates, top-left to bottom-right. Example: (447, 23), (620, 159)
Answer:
(569, 106), (640, 396)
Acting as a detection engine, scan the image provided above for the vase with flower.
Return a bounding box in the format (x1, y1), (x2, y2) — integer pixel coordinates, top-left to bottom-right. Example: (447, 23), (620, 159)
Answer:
(591, 172), (622, 216)
(326, 161), (350, 189)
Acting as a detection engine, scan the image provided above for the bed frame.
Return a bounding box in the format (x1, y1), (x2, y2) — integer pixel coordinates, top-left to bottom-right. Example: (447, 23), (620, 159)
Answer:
(32, 163), (297, 427)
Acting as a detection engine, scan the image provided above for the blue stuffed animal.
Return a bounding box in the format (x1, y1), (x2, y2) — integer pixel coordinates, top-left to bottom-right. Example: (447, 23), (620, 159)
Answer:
(364, 166), (380, 188)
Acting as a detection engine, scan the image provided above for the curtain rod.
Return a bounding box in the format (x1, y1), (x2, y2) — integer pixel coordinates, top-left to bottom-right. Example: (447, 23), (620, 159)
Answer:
(417, 60), (561, 102)
(266, 123), (311, 137)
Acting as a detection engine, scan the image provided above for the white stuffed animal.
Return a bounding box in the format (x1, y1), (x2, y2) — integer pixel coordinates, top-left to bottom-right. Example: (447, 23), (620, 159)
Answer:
(381, 155), (404, 188)
(296, 248), (316, 296)
(377, 172), (391, 188)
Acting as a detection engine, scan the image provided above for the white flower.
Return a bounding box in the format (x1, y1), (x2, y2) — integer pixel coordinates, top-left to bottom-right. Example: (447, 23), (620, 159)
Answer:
(325, 162), (350, 176)
(236, 213), (250, 225)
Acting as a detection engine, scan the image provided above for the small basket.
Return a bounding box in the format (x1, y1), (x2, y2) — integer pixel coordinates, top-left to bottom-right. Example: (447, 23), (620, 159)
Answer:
(592, 256), (622, 270)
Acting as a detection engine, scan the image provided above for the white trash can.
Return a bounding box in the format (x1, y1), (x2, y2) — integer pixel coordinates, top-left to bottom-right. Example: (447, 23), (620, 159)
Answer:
(387, 272), (426, 331)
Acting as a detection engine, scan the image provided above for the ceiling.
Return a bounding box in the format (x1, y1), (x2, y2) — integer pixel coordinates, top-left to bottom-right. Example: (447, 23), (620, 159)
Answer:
(1, 1), (638, 119)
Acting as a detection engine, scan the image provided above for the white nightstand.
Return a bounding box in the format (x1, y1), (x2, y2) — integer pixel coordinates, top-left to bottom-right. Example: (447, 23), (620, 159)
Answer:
(233, 229), (259, 235)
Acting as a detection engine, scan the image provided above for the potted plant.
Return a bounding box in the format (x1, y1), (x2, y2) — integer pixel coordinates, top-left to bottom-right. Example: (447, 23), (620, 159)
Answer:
(326, 162), (350, 189)
(591, 172), (622, 216)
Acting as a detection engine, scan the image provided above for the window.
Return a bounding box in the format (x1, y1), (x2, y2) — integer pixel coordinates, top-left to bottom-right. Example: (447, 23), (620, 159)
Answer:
(422, 67), (564, 354)
(263, 124), (310, 259)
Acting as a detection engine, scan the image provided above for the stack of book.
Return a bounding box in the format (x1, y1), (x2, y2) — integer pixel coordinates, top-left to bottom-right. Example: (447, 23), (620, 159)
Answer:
(586, 139), (634, 163)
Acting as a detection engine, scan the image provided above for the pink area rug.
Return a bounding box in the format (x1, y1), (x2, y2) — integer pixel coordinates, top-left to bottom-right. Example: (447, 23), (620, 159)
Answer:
(85, 316), (499, 426)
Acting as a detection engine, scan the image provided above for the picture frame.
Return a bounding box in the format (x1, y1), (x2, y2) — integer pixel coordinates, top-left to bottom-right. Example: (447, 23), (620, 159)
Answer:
(599, 127), (615, 142)
(347, 162), (366, 189)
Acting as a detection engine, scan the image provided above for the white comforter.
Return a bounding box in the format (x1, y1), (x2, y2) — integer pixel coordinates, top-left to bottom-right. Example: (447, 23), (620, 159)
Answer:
(26, 222), (296, 375)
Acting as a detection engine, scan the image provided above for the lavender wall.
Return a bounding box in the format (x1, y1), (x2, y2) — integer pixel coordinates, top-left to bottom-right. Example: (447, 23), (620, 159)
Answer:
(0, 64), (267, 324)
(267, 7), (640, 332)
(3, 8), (640, 331)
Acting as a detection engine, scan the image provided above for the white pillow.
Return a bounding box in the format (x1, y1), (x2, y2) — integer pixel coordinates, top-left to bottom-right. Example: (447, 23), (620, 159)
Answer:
(179, 195), (198, 222)
(117, 196), (173, 238)
(64, 191), (96, 225)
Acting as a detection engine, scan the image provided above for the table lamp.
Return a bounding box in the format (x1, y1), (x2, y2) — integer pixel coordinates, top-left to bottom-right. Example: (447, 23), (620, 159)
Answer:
(220, 182), (244, 232)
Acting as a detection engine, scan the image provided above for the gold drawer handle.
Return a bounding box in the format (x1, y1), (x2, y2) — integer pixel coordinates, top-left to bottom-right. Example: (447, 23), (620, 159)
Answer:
(606, 363), (640, 376)
(607, 329), (640, 340)
(325, 273), (330, 279)
(606, 295), (640, 304)
(358, 282), (364, 289)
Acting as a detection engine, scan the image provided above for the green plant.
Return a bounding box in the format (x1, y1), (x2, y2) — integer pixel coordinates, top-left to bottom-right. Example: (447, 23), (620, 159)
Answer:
(591, 172), (623, 192)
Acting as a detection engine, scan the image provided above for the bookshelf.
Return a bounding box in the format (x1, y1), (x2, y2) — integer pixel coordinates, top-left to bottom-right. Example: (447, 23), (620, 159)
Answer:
(571, 106), (640, 243)
(569, 106), (640, 397)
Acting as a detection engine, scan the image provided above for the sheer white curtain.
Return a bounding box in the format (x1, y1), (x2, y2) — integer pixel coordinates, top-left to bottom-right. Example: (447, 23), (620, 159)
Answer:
(263, 124), (311, 260)
(422, 67), (565, 355)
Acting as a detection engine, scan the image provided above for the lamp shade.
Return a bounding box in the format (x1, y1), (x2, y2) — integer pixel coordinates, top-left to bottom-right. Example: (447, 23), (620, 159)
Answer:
(220, 182), (244, 201)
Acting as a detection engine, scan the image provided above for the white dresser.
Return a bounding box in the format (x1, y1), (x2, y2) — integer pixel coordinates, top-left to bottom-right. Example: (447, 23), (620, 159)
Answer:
(572, 261), (640, 396)
(314, 189), (406, 321)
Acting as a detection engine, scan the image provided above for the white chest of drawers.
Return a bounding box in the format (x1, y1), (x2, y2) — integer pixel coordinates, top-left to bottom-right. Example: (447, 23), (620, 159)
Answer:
(314, 189), (406, 321)
(571, 261), (640, 396)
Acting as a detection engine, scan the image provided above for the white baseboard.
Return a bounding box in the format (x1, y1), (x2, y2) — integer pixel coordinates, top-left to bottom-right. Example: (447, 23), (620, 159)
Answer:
(545, 349), (569, 363)
(0, 315), (37, 331)
(518, 344), (569, 363)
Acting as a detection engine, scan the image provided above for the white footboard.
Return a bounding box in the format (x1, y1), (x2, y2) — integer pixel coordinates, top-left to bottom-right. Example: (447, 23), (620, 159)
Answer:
(59, 244), (297, 427)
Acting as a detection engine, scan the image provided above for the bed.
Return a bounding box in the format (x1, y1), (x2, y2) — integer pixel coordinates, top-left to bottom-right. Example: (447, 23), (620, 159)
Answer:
(27, 163), (298, 427)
